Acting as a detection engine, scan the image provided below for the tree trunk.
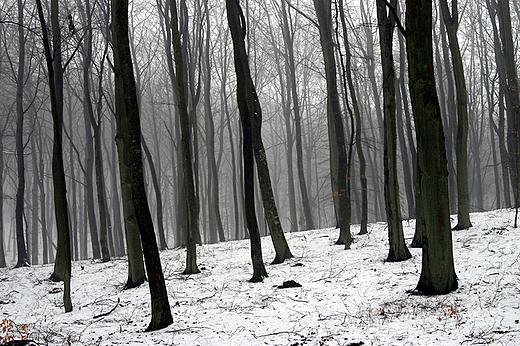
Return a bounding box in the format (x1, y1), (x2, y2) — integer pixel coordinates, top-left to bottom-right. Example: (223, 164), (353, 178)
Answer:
(313, 0), (351, 248)
(227, 0), (268, 281)
(170, 0), (200, 274)
(281, 0), (314, 231)
(14, 0), (29, 268)
(338, 0), (367, 235)
(377, 0), (411, 262)
(36, 0), (72, 312)
(496, 0), (520, 214)
(203, 0), (225, 244)
(0, 121), (6, 268)
(251, 87), (293, 264)
(112, 0), (173, 331)
(142, 136), (168, 250)
(406, 0), (457, 295)
(440, 0), (472, 230)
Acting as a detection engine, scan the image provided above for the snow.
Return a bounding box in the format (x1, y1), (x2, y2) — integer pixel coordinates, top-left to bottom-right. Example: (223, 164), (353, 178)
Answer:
(1, 208), (520, 345)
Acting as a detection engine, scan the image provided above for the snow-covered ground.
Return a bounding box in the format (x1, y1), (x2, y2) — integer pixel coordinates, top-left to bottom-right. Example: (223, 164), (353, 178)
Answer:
(1, 208), (519, 345)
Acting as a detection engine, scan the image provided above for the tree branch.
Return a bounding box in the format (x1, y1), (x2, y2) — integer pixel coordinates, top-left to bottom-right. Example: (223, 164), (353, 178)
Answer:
(283, 0), (318, 28)
(378, 0), (406, 37)
(93, 298), (120, 319)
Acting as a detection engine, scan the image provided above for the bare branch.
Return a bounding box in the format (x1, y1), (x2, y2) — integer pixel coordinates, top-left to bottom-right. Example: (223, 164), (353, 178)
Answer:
(283, 0), (318, 28)
(378, 0), (406, 37)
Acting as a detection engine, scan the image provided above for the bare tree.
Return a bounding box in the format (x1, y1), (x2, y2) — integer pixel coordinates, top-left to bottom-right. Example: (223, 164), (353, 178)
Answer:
(169, 0), (200, 274)
(377, 0), (411, 262)
(440, 0), (472, 230)
(35, 0), (73, 312)
(406, 0), (457, 295)
(111, 0), (173, 330)
(313, 0), (351, 247)
(227, 0), (269, 282)
(14, 0), (29, 268)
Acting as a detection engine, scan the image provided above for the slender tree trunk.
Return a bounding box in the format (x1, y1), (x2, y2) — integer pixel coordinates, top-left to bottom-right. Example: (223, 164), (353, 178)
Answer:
(496, 0), (520, 216)
(338, 0), (367, 235)
(36, 0), (72, 312)
(112, 0), (173, 331)
(406, 0), (457, 295)
(15, 0), (29, 268)
(250, 84), (293, 264)
(313, 0), (351, 248)
(203, 0), (225, 244)
(142, 136), (168, 250)
(227, 0), (268, 281)
(170, 0), (200, 274)
(440, 0), (472, 230)
(0, 121), (6, 268)
(281, 0), (314, 231)
(377, 0), (411, 262)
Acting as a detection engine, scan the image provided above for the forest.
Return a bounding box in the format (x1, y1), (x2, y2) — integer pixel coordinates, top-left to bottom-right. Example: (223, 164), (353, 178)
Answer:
(0, 0), (519, 341)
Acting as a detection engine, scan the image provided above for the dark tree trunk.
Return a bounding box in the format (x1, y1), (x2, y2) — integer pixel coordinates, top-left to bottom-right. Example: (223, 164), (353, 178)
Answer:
(377, 0), (411, 262)
(227, 0), (268, 282)
(0, 121), (6, 268)
(36, 0), (72, 312)
(281, 0), (314, 231)
(142, 136), (168, 250)
(203, 0), (225, 244)
(15, 0), (29, 268)
(496, 0), (520, 215)
(169, 0), (200, 275)
(112, 0), (173, 331)
(313, 0), (351, 248)
(406, 0), (457, 295)
(440, 0), (472, 230)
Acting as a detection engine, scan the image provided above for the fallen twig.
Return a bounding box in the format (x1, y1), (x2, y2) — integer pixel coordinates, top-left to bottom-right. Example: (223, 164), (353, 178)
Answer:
(93, 298), (120, 319)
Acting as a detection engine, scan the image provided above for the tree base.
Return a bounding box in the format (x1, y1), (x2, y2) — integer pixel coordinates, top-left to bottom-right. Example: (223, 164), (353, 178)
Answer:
(14, 260), (30, 269)
(145, 313), (173, 332)
(386, 251), (412, 263)
(182, 268), (201, 275)
(452, 223), (472, 231)
(270, 251), (292, 265)
(123, 277), (146, 290)
(49, 272), (63, 282)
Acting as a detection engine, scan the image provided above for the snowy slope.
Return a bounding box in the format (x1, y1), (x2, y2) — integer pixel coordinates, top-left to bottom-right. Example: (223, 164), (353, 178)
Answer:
(1, 208), (519, 345)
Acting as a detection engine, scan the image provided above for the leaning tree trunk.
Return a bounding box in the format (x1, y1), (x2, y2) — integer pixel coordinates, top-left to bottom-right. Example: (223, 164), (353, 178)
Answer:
(227, 0), (268, 282)
(406, 0), (458, 295)
(36, 0), (72, 312)
(250, 87), (293, 264)
(112, 0), (173, 331)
